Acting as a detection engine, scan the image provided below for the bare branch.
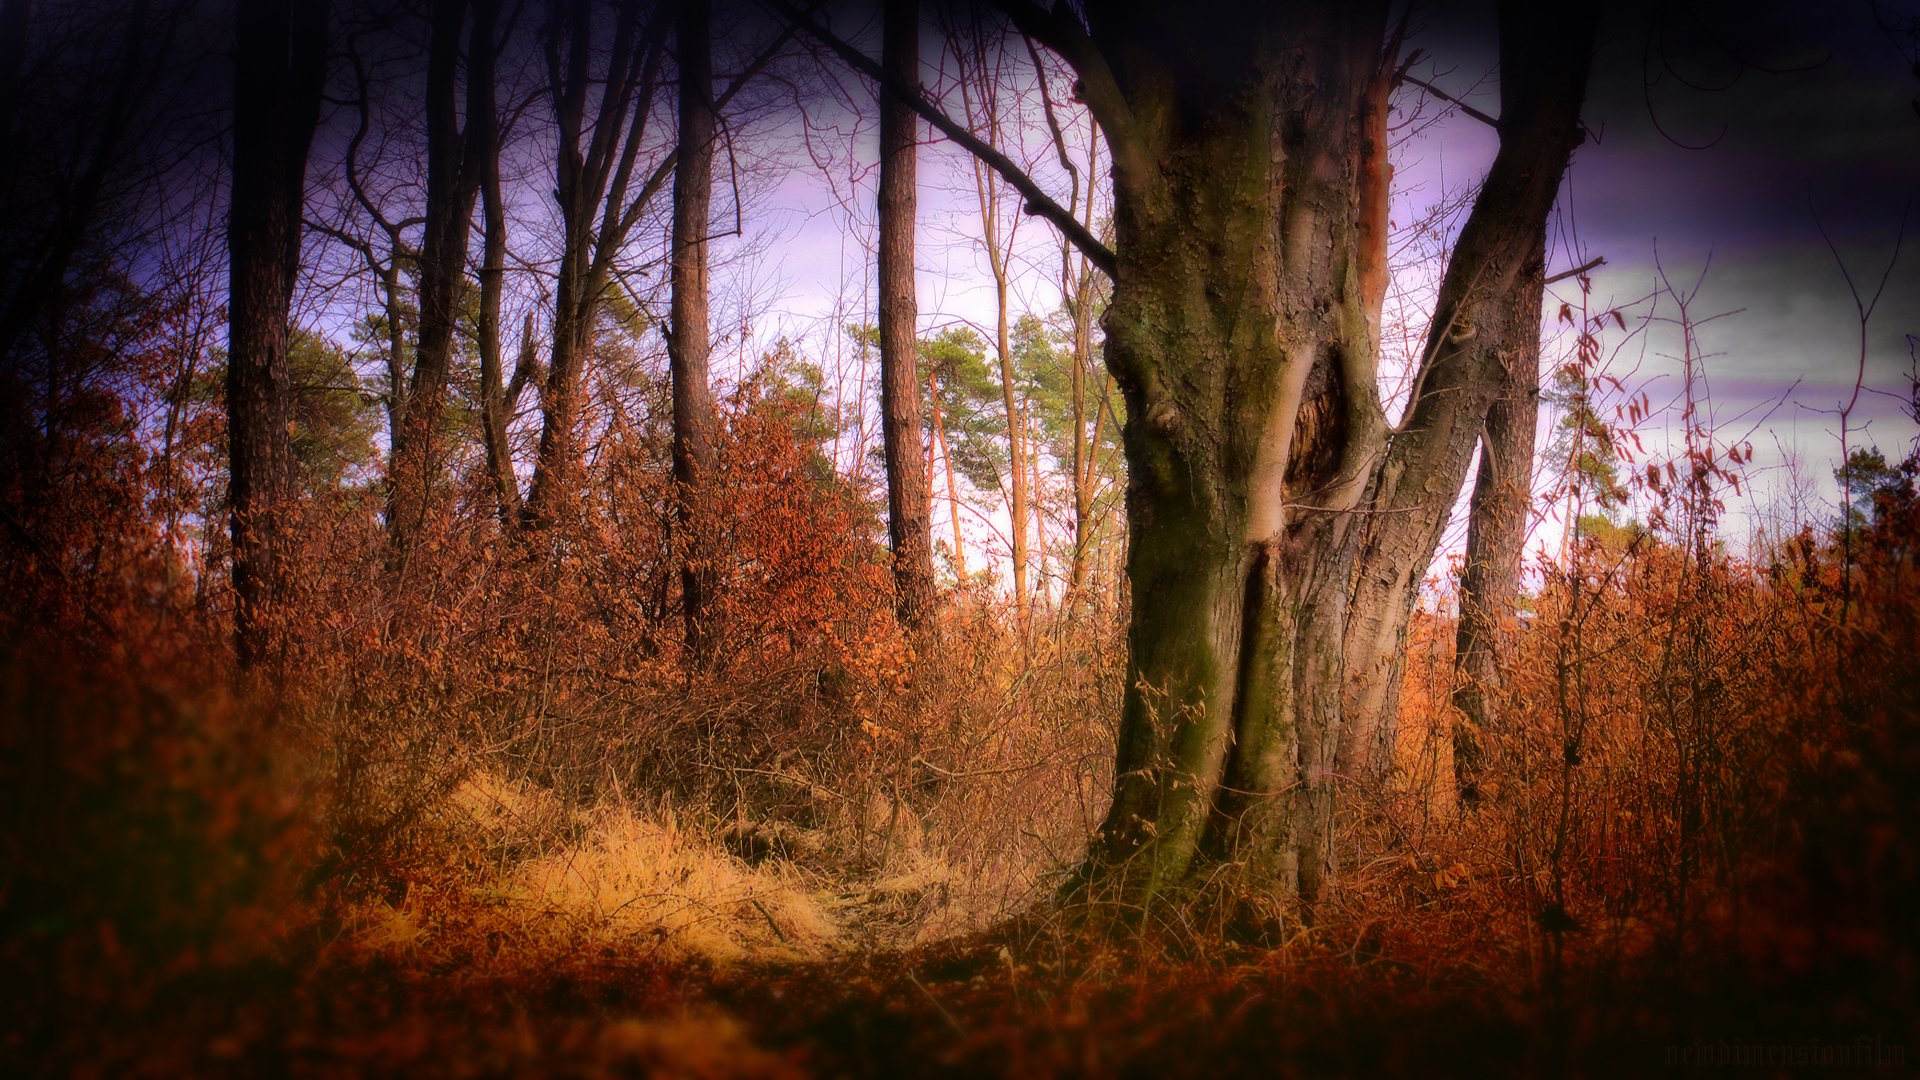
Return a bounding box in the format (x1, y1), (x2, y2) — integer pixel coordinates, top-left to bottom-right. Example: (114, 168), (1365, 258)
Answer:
(763, 0), (1116, 278)
(1399, 72), (1499, 129)
(989, 0), (1151, 192)
(1544, 256), (1605, 285)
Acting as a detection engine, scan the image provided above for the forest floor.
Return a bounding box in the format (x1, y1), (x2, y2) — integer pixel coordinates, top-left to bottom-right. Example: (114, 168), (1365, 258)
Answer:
(13, 881), (1913, 1079)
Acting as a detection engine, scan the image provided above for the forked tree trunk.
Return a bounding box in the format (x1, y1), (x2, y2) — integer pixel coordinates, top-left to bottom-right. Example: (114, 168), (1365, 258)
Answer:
(476, 97), (532, 529)
(877, 0), (935, 628)
(227, 0), (328, 670)
(1451, 259), (1545, 806)
(387, 0), (499, 559)
(1019, 0), (1593, 910)
(785, 0), (1591, 914)
(956, 32), (1028, 622)
(518, 2), (775, 536)
(1079, 5), (1391, 904)
(668, 0), (719, 663)
(522, 0), (664, 531)
(1336, 9), (1590, 782)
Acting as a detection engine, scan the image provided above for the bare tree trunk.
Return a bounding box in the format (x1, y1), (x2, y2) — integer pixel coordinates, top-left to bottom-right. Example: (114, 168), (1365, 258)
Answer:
(1337, 7), (1589, 781)
(1067, 275), (1097, 594)
(669, 0), (719, 664)
(522, 0), (665, 530)
(992, 252), (1027, 619)
(226, 0), (328, 670)
(475, 93), (526, 530)
(1030, 403), (1048, 600)
(928, 370), (966, 578)
(1033, 56), (1104, 600)
(782, 0), (1591, 917)
(956, 33), (1027, 622)
(877, 0), (934, 629)
(1451, 273), (1543, 807)
(388, 0), (498, 558)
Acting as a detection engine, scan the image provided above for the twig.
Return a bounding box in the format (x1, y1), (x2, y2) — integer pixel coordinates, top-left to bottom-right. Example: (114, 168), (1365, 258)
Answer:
(1400, 73), (1499, 129)
(908, 969), (966, 1036)
(1544, 256), (1606, 286)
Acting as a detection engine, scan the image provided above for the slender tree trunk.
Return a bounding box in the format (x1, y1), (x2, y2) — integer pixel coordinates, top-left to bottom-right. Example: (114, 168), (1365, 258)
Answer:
(389, 0), (498, 558)
(1045, 96), (1101, 600)
(1337, 8), (1590, 780)
(877, 0), (934, 628)
(669, 0), (719, 663)
(1452, 248), (1545, 806)
(522, 0), (661, 531)
(928, 370), (966, 579)
(226, 0), (328, 670)
(989, 242), (1027, 619)
(472, 7), (530, 532)
(1067, 267), (1095, 594)
(475, 145), (517, 529)
(381, 259), (408, 451)
(1030, 404), (1048, 599)
(957, 37), (1028, 622)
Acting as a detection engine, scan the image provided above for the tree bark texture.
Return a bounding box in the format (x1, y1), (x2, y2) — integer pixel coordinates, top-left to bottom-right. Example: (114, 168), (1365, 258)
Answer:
(523, 0), (664, 530)
(1451, 250), (1545, 807)
(878, 0), (935, 629)
(987, 0), (1595, 911)
(1077, 2), (1392, 905)
(227, 0), (328, 670)
(669, 0), (719, 663)
(1336, 6), (1592, 781)
(387, 0), (499, 559)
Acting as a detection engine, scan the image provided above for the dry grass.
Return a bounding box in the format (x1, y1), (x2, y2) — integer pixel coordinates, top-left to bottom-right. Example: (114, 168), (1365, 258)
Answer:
(334, 769), (843, 964)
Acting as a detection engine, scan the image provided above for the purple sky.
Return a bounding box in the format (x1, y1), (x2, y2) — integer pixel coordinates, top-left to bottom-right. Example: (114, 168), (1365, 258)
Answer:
(1407, 0), (1919, 546)
(722, 2), (1920, 587)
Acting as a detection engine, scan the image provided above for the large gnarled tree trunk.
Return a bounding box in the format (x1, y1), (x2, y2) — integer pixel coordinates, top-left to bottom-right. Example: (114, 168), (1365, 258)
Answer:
(1017, 1), (1592, 909)
(786, 0), (1592, 912)
(1073, 3), (1393, 905)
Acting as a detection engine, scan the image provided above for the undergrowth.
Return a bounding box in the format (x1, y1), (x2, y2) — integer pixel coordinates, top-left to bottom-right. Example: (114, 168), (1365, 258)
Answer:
(1, 373), (1914, 1076)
